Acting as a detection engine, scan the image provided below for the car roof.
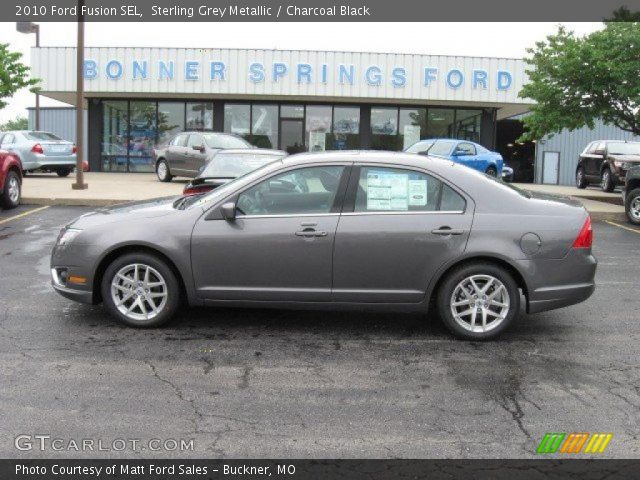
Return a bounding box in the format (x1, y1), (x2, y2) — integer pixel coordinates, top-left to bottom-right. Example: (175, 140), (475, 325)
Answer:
(212, 148), (286, 156)
(281, 150), (458, 170)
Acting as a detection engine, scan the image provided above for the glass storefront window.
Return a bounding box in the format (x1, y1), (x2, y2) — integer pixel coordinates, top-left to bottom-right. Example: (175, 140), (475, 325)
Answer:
(280, 105), (304, 119)
(426, 108), (455, 139)
(455, 109), (482, 143)
(101, 101), (129, 173)
(186, 102), (213, 130)
(250, 104), (278, 149)
(330, 106), (360, 150)
(157, 102), (185, 146)
(371, 107), (399, 150)
(399, 108), (426, 150)
(224, 104), (250, 137)
(305, 105), (332, 152)
(128, 101), (157, 172)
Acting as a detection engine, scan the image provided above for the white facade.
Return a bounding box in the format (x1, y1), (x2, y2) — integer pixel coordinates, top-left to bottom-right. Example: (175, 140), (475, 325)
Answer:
(32, 47), (531, 119)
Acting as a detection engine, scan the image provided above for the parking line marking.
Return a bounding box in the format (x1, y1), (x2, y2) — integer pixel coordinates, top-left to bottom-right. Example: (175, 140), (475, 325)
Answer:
(604, 220), (640, 234)
(0, 206), (50, 226)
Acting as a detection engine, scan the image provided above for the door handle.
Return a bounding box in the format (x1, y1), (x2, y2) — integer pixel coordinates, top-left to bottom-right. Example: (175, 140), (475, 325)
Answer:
(295, 229), (328, 238)
(431, 227), (465, 236)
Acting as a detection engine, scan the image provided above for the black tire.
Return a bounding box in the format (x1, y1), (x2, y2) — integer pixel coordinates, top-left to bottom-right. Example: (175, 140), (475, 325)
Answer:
(436, 262), (520, 340)
(56, 169), (72, 177)
(1, 170), (21, 209)
(485, 166), (498, 177)
(600, 168), (615, 192)
(625, 188), (640, 226)
(101, 252), (181, 328)
(576, 167), (588, 189)
(156, 159), (173, 182)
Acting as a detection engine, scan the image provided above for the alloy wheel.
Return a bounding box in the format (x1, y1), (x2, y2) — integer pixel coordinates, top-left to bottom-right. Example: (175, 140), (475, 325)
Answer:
(630, 196), (640, 222)
(601, 171), (610, 189)
(450, 274), (510, 333)
(576, 169), (583, 186)
(157, 162), (167, 180)
(110, 263), (168, 322)
(7, 176), (20, 204)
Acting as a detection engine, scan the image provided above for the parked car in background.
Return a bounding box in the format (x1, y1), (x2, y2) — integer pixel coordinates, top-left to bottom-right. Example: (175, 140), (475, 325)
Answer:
(0, 149), (23, 209)
(154, 132), (254, 182)
(576, 140), (640, 192)
(0, 131), (77, 177)
(502, 164), (514, 182)
(623, 165), (640, 225)
(51, 151), (596, 340)
(405, 139), (504, 177)
(183, 149), (286, 196)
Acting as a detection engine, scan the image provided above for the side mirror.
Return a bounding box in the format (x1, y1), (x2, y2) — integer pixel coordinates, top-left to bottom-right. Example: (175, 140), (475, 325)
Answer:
(193, 145), (205, 152)
(220, 202), (236, 221)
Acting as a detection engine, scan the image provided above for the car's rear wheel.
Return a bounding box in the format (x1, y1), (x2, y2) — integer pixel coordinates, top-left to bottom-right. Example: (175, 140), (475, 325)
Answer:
(101, 252), (181, 327)
(56, 168), (72, 177)
(625, 188), (640, 226)
(601, 168), (615, 192)
(1, 171), (21, 209)
(156, 159), (173, 182)
(485, 166), (498, 177)
(576, 167), (587, 189)
(437, 262), (520, 340)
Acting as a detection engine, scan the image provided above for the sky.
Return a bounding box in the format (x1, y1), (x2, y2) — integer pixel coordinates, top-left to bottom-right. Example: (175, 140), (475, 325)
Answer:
(0, 21), (603, 123)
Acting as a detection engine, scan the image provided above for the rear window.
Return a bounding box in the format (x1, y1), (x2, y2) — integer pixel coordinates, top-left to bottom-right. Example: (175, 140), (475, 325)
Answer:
(607, 142), (640, 155)
(405, 140), (434, 154)
(201, 152), (284, 178)
(428, 140), (456, 156)
(25, 131), (62, 141)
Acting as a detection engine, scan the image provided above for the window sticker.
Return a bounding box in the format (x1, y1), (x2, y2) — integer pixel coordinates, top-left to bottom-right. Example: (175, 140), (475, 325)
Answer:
(408, 179), (428, 206)
(366, 170), (409, 211)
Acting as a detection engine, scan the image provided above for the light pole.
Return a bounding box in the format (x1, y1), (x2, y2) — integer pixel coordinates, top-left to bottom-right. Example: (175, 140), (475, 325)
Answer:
(16, 22), (40, 130)
(72, 0), (88, 190)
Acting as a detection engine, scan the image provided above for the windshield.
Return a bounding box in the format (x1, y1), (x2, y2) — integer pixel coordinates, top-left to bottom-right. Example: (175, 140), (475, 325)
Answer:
(202, 134), (252, 149)
(25, 131), (62, 141)
(428, 140), (456, 156)
(405, 140), (434, 153)
(187, 159), (284, 210)
(201, 152), (284, 178)
(608, 142), (640, 155)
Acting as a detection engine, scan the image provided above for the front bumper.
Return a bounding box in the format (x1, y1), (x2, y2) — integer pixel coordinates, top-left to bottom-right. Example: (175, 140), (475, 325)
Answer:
(51, 267), (95, 305)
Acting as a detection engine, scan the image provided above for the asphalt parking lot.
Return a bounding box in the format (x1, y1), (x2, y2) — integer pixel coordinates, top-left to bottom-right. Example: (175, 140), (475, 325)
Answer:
(0, 205), (638, 459)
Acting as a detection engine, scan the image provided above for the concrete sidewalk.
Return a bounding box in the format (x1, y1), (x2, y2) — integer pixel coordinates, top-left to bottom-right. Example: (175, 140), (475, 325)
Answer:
(21, 172), (625, 220)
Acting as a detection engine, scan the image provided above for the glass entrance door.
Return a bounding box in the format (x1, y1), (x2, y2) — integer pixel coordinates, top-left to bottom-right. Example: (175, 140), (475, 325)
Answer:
(280, 119), (305, 154)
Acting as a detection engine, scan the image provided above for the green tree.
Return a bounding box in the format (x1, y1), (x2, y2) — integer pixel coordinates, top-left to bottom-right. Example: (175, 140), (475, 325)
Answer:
(0, 116), (28, 130)
(0, 43), (39, 110)
(606, 7), (640, 22)
(519, 22), (640, 140)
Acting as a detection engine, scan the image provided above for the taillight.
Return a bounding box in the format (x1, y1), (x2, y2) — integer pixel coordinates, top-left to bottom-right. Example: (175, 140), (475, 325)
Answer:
(572, 216), (593, 249)
(31, 143), (44, 154)
(183, 185), (212, 196)
(72, 145), (77, 154)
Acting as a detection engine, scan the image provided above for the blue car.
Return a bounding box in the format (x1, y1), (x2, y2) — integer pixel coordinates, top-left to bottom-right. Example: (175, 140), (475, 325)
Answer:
(405, 139), (503, 177)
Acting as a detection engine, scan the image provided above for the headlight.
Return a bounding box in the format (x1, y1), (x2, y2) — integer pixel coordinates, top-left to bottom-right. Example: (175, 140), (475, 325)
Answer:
(56, 228), (82, 246)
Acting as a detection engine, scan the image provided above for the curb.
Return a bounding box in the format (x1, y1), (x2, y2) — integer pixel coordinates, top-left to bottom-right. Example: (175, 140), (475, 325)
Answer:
(589, 211), (627, 223)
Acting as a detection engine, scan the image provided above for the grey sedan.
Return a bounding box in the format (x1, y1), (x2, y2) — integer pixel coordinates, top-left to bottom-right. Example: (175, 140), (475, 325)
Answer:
(51, 151), (596, 340)
(0, 130), (76, 176)
(154, 131), (254, 181)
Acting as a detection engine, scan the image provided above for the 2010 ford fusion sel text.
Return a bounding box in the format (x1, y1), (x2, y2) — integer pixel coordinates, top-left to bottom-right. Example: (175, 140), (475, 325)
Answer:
(51, 151), (596, 340)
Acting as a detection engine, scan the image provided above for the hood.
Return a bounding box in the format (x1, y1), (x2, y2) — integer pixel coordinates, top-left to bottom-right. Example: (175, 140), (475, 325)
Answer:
(68, 196), (180, 229)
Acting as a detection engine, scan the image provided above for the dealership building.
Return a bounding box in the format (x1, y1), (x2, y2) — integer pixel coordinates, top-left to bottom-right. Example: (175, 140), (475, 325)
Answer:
(30, 46), (535, 175)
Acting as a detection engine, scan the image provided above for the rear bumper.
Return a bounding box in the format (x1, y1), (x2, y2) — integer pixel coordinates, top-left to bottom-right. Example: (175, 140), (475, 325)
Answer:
(22, 154), (76, 171)
(525, 250), (597, 314)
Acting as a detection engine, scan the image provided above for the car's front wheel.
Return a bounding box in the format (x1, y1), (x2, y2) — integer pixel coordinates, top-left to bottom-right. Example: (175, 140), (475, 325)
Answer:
(156, 159), (173, 182)
(1, 170), (21, 209)
(625, 188), (640, 226)
(101, 252), (181, 327)
(436, 262), (520, 340)
(576, 167), (587, 189)
(601, 168), (615, 192)
(485, 166), (498, 177)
